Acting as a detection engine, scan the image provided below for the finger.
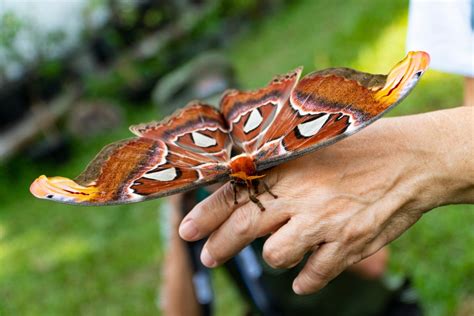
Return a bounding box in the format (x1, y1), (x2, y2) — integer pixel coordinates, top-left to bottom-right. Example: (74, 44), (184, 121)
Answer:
(179, 170), (280, 241)
(292, 242), (346, 295)
(201, 194), (291, 267)
(179, 182), (240, 241)
(262, 216), (320, 269)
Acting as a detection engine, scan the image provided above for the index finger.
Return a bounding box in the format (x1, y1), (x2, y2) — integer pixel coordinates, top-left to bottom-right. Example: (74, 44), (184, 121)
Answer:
(178, 182), (240, 241)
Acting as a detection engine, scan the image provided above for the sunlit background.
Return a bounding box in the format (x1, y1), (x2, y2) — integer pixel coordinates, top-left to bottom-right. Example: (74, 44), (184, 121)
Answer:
(0, 0), (472, 315)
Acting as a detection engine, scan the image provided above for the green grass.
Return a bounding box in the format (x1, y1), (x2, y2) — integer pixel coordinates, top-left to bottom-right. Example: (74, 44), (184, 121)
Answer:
(0, 0), (472, 315)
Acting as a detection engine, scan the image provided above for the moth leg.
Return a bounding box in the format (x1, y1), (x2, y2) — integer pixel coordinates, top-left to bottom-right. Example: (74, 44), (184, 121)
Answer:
(230, 179), (238, 205)
(247, 184), (265, 211)
(263, 181), (278, 199)
(253, 179), (260, 195)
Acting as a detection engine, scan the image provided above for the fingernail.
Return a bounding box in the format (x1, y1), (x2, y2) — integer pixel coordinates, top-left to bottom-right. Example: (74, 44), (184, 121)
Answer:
(293, 280), (304, 295)
(179, 219), (199, 240)
(201, 248), (217, 268)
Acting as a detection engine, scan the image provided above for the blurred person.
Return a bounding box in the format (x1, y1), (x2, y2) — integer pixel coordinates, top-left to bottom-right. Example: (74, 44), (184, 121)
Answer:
(406, 0), (473, 107)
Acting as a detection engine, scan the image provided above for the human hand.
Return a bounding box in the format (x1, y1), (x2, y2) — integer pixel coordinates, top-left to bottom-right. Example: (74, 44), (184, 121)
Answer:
(179, 107), (474, 295)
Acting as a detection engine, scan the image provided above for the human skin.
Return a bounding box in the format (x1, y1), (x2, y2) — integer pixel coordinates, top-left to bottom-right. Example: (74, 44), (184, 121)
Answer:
(160, 194), (201, 316)
(178, 106), (474, 295)
(465, 77), (474, 107)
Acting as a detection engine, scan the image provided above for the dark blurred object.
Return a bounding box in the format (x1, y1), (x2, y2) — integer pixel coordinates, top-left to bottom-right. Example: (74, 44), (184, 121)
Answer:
(0, 87), (80, 163)
(90, 36), (116, 67)
(25, 134), (71, 165)
(380, 279), (423, 316)
(34, 59), (74, 101)
(152, 51), (236, 114)
(0, 79), (32, 132)
(0, 60), (73, 132)
(67, 101), (123, 138)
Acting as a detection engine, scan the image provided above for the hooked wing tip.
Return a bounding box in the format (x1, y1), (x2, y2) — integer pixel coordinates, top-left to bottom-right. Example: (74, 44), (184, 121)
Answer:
(375, 51), (430, 105)
(407, 50), (430, 70)
(30, 175), (97, 204)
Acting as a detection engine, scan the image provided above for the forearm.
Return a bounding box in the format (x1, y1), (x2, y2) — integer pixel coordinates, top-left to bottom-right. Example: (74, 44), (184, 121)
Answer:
(393, 106), (474, 209)
(433, 106), (474, 205)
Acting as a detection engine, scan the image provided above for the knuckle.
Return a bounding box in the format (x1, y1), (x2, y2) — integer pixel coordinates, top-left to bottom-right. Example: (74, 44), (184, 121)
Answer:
(195, 200), (221, 227)
(347, 253), (364, 266)
(205, 235), (229, 263)
(197, 184), (237, 221)
(298, 271), (327, 293)
(262, 243), (287, 268)
(341, 223), (369, 244)
(307, 255), (342, 284)
(299, 224), (322, 243)
(233, 208), (256, 238)
(308, 266), (331, 283)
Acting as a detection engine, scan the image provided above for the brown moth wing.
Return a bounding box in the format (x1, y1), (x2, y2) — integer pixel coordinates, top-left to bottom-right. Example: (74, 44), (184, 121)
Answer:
(251, 51), (430, 170)
(130, 101), (232, 161)
(220, 67), (302, 153)
(253, 70), (385, 162)
(79, 138), (226, 204)
(30, 102), (232, 205)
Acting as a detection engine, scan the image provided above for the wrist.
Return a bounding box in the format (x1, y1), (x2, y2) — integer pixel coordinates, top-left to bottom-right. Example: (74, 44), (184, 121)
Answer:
(402, 107), (474, 209)
(434, 107), (474, 205)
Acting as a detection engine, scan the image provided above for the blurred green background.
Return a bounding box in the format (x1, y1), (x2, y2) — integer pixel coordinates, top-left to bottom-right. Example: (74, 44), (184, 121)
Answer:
(0, 0), (472, 315)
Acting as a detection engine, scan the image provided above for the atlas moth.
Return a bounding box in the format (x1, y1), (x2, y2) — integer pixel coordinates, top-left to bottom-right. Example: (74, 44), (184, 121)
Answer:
(30, 51), (430, 210)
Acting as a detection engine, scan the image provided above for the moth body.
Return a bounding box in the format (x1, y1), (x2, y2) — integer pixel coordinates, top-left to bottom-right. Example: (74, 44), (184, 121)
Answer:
(228, 153), (273, 211)
(229, 154), (258, 181)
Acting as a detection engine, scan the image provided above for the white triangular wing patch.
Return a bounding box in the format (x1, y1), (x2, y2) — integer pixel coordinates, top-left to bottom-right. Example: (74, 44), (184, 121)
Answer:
(191, 131), (217, 148)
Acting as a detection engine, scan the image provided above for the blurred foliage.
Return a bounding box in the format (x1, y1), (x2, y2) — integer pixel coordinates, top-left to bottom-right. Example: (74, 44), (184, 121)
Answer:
(0, 11), (23, 49)
(0, 0), (472, 315)
(37, 60), (63, 80)
(143, 9), (164, 28)
(0, 10), (68, 79)
(0, 11), (24, 75)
